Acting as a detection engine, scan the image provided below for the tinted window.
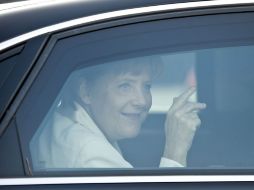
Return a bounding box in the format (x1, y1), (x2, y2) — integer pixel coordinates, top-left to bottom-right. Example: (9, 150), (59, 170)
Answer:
(16, 12), (254, 174)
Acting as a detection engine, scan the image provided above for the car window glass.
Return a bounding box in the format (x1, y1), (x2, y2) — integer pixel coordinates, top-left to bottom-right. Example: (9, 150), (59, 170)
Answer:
(14, 12), (254, 174)
(28, 44), (254, 171)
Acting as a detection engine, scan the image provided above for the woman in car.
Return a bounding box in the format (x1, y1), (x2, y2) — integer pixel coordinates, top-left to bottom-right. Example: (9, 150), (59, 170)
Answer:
(30, 56), (206, 170)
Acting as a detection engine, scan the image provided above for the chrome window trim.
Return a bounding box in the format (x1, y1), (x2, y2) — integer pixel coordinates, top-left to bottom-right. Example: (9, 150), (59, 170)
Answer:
(1, 175), (254, 185)
(0, 0), (254, 52)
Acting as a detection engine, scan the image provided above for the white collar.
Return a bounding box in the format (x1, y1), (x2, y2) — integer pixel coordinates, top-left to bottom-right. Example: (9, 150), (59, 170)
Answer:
(59, 101), (122, 154)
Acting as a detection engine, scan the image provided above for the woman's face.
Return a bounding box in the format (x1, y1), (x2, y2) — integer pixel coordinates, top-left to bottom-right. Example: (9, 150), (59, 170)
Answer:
(85, 67), (153, 141)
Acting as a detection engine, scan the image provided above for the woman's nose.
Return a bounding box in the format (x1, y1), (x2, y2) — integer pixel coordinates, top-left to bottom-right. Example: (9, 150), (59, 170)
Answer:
(131, 89), (148, 109)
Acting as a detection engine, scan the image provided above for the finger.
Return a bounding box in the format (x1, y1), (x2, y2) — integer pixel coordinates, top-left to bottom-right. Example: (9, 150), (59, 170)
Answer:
(177, 102), (206, 115)
(171, 87), (196, 109)
(186, 112), (200, 121)
(182, 113), (201, 129)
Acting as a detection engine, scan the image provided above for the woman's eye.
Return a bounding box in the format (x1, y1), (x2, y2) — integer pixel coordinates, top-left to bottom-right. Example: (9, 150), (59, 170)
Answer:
(119, 83), (131, 92)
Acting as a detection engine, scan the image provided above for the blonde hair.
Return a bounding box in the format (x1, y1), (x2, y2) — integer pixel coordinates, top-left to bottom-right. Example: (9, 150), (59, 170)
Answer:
(78, 55), (163, 82)
(60, 55), (163, 109)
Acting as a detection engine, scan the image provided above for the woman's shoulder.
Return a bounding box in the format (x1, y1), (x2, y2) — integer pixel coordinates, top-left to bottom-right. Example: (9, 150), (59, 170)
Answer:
(53, 111), (98, 142)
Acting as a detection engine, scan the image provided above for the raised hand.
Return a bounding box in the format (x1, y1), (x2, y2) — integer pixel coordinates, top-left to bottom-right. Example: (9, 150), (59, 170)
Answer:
(163, 87), (206, 166)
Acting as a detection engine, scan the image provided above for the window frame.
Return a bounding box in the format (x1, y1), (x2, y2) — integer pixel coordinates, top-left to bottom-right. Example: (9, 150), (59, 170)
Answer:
(0, 35), (49, 136)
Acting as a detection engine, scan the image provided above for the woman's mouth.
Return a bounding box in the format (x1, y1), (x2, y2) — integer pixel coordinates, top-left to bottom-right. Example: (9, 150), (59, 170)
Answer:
(122, 113), (142, 121)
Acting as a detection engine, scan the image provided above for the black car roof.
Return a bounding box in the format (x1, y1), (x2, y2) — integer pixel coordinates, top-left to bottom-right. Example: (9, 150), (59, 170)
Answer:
(0, 0), (203, 43)
(1, 0), (254, 50)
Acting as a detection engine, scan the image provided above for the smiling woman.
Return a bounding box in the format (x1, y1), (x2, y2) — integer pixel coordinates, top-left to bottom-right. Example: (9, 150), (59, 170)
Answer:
(80, 59), (155, 141)
(29, 55), (205, 170)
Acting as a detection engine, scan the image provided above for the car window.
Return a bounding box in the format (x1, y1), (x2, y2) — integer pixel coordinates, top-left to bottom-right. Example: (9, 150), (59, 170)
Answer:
(0, 46), (23, 121)
(15, 12), (254, 175)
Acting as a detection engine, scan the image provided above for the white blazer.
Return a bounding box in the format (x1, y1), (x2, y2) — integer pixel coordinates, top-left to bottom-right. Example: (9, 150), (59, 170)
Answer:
(30, 101), (182, 171)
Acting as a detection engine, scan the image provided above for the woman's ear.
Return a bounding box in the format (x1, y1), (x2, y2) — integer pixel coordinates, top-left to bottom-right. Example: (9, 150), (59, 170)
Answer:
(79, 80), (91, 104)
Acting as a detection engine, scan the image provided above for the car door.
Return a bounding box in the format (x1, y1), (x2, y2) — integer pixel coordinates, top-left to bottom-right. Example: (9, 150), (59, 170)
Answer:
(1, 1), (254, 189)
